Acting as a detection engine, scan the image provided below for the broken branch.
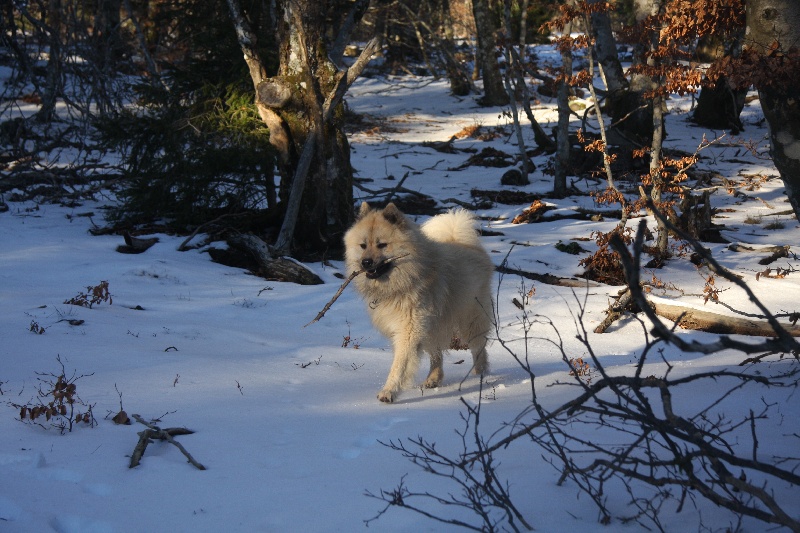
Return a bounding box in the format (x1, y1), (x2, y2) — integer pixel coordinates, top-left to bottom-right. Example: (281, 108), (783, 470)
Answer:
(129, 414), (206, 470)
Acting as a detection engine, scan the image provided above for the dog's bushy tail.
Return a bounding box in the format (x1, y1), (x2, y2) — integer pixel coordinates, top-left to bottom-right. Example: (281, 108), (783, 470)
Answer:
(421, 208), (481, 247)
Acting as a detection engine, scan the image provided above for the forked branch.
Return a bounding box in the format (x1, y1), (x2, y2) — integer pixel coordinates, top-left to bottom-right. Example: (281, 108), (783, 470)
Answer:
(129, 414), (206, 470)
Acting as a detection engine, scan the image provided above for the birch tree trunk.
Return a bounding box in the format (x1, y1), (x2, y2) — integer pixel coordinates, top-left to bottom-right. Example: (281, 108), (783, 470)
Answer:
(642, 0), (669, 256)
(36, 0), (63, 122)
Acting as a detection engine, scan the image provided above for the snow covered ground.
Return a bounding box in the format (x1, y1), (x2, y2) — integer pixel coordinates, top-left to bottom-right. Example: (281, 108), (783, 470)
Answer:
(1, 69), (799, 532)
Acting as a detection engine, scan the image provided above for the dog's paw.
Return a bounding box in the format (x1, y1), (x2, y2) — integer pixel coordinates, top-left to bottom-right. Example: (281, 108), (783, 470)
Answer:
(377, 390), (395, 403)
(422, 376), (441, 389)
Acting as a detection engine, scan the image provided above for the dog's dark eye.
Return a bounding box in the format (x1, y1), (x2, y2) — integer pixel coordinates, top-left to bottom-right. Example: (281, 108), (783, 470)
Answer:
(360, 243), (367, 249)
(377, 243), (388, 249)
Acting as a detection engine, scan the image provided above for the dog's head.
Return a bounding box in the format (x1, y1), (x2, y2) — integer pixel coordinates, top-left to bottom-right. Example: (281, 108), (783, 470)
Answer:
(344, 202), (410, 280)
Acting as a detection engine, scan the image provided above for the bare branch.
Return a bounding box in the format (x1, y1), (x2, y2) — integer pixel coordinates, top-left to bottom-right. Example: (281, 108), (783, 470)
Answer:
(130, 414), (206, 470)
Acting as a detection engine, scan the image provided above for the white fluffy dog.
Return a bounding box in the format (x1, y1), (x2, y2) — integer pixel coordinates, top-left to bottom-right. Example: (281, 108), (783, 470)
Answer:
(344, 203), (494, 402)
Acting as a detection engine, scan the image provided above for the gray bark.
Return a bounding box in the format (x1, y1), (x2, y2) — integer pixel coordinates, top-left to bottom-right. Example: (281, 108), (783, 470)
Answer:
(746, 0), (800, 222)
(588, 0), (627, 97)
(643, 0), (669, 255)
(227, 0), (374, 255)
(555, 21), (573, 196)
(607, 0), (660, 147)
(693, 30), (747, 133)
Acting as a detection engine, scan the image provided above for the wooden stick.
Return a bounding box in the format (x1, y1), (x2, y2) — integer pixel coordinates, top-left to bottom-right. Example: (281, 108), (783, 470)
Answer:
(304, 253), (409, 327)
(304, 269), (363, 328)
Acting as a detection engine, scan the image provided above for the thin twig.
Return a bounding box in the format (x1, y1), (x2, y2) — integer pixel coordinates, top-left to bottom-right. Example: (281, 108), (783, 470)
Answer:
(304, 269), (362, 328)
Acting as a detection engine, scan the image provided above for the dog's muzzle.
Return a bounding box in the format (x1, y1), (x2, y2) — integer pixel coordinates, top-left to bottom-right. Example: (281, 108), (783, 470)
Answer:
(361, 258), (393, 280)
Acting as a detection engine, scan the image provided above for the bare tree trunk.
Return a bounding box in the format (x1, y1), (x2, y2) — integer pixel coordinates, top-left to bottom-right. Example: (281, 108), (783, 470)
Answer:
(518, 0), (529, 49)
(438, 0), (472, 96)
(472, 0), (508, 106)
(329, 0), (370, 66)
(94, 0), (122, 67)
(36, 0), (63, 122)
(587, 0), (627, 99)
(554, 21), (573, 196)
(0, 1), (30, 83)
(746, 0), (800, 222)
(607, 0), (660, 147)
(644, 0), (669, 257)
(693, 77), (746, 132)
(226, 0), (375, 256)
(693, 30), (747, 134)
(500, 0), (531, 177)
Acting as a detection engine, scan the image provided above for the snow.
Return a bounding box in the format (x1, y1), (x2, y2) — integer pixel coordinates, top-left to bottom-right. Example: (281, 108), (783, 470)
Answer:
(1, 70), (799, 532)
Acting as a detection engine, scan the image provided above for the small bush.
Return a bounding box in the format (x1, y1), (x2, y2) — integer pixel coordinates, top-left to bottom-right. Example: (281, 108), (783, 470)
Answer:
(578, 228), (632, 285)
(10, 356), (96, 433)
(64, 281), (112, 308)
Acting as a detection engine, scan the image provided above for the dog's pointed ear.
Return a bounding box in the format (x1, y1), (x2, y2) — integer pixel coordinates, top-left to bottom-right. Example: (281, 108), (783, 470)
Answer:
(357, 202), (371, 219)
(381, 203), (406, 226)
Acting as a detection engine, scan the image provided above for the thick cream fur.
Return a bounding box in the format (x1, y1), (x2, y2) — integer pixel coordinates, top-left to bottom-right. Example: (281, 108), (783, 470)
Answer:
(344, 203), (494, 402)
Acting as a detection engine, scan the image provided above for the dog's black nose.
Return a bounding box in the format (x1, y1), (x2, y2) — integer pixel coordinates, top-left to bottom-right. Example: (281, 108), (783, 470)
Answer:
(361, 258), (374, 269)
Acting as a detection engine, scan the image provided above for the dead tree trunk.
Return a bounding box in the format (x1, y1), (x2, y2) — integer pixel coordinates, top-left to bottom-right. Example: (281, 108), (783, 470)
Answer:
(227, 234), (323, 285)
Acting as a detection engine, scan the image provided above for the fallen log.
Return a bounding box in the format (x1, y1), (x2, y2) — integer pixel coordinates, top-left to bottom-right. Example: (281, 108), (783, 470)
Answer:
(727, 243), (789, 253)
(727, 243), (791, 265)
(649, 301), (800, 338)
(594, 288), (635, 334)
(496, 265), (605, 288)
(227, 234), (323, 285)
(117, 232), (159, 254)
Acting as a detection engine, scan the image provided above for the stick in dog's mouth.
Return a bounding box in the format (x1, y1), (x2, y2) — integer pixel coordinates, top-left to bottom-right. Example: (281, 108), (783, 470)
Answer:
(364, 260), (393, 279)
(304, 253), (409, 327)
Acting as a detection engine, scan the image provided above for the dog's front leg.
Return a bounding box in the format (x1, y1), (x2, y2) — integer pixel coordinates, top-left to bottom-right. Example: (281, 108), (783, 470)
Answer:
(378, 336), (420, 403)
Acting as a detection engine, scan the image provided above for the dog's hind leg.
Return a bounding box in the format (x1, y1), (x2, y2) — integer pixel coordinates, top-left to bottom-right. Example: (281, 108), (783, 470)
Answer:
(467, 315), (491, 376)
(470, 340), (488, 375)
(423, 349), (444, 389)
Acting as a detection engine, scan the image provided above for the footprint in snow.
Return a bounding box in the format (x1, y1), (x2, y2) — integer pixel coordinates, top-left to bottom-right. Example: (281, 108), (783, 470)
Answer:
(339, 417), (408, 459)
